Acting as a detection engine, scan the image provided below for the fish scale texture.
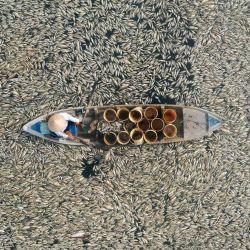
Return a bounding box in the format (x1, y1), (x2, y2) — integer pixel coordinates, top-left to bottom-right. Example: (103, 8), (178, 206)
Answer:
(0, 0), (249, 249)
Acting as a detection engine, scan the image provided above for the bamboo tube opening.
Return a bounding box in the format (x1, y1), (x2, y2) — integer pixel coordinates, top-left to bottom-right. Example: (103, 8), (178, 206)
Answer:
(151, 118), (164, 132)
(138, 118), (150, 132)
(144, 107), (158, 120)
(103, 109), (117, 122)
(163, 124), (177, 138)
(104, 132), (117, 145)
(117, 108), (129, 121)
(130, 128), (144, 145)
(129, 107), (143, 123)
(144, 130), (158, 144)
(117, 131), (130, 145)
(163, 109), (177, 123)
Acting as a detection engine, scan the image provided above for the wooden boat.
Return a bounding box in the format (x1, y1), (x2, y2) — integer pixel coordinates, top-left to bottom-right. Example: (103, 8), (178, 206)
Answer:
(23, 104), (223, 148)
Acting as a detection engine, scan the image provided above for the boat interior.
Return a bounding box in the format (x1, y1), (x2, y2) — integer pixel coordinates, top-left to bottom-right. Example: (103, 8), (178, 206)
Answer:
(29, 105), (185, 146)
(95, 105), (184, 145)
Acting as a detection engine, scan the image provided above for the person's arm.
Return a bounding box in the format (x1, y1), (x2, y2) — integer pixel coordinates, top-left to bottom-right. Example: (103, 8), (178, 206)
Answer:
(61, 113), (80, 123)
(54, 131), (69, 139)
(55, 131), (76, 141)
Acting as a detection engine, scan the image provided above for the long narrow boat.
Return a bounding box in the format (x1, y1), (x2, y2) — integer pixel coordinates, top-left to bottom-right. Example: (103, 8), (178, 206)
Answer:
(23, 104), (223, 148)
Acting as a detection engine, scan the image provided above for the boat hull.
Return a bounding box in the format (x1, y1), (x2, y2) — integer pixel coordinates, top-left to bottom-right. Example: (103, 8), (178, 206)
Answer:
(23, 104), (223, 148)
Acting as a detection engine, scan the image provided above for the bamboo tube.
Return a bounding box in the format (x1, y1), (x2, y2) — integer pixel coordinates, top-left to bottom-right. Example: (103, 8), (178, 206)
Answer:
(129, 107), (143, 123)
(151, 118), (164, 132)
(144, 130), (158, 144)
(144, 106), (158, 120)
(104, 132), (117, 145)
(137, 118), (150, 132)
(117, 107), (129, 121)
(163, 124), (177, 138)
(130, 128), (144, 145)
(117, 131), (130, 145)
(103, 109), (117, 122)
(163, 109), (177, 124)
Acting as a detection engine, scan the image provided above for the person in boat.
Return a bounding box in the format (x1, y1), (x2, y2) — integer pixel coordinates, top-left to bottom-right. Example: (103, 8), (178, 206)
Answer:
(48, 113), (81, 140)
(48, 112), (98, 141)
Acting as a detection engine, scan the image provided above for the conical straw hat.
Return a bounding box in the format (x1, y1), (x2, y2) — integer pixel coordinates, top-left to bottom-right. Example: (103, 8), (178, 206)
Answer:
(48, 114), (68, 132)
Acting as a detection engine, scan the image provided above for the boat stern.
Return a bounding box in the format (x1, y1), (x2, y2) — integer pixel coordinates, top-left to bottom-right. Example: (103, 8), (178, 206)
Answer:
(22, 123), (29, 132)
(22, 115), (47, 137)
